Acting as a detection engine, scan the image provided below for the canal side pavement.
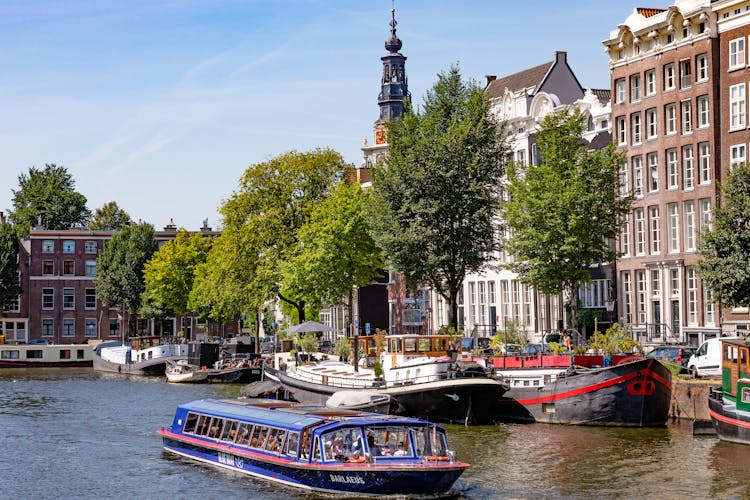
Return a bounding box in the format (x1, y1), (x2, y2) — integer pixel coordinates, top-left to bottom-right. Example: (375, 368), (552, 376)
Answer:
(670, 378), (718, 421)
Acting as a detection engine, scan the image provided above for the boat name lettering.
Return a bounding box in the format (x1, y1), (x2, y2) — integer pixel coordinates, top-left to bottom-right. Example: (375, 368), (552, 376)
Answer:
(330, 474), (365, 485)
(217, 452), (243, 468)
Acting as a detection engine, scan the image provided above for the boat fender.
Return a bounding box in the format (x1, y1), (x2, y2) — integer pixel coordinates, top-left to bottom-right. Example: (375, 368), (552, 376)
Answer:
(425, 455), (449, 462)
(347, 455), (367, 463)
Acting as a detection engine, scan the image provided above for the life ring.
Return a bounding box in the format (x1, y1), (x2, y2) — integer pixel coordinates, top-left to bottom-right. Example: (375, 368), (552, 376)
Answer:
(425, 455), (449, 462)
(347, 456), (366, 463)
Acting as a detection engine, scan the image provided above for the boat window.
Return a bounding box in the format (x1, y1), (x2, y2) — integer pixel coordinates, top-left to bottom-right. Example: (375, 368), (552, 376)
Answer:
(389, 338), (402, 353)
(405, 338), (416, 353)
(312, 436), (321, 462)
(300, 429), (312, 459)
(221, 420), (238, 442)
(1, 350), (19, 359)
(322, 430), (349, 461)
(194, 415), (210, 436)
(207, 417), (224, 438)
(26, 350), (43, 359)
(235, 423), (253, 445)
(412, 426), (447, 457)
(365, 427), (411, 457)
(418, 338), (430, 352)
(253, 425), (269, 449)
(183, 412), (199, 434)
(264, 428), (283, 453)
(286, 432), (299, 457)
(743, 387), (750, 404)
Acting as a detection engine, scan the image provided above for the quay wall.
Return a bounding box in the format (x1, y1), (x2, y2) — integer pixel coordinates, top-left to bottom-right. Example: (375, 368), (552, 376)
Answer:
(670, 378), (718, 421)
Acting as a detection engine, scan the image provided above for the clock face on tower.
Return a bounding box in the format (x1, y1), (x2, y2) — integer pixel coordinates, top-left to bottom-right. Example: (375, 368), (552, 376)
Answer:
(375, 129), (387, 145)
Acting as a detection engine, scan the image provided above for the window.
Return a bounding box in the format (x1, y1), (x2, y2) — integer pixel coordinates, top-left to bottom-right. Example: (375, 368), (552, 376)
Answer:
(632, 156), (643, 196)
(616, 116), (627, 145)
(85, 241), (97, 254)
(63, 260), (74, 276)
(620, 216), (631, 256)
(63, 288), (74, 309)
(699, 198), (712, 232)
(636, 270), (647, 324)
(681, 100), (692, 134)
(635, 208), (645, 255)
(679, 59), (692, 89)
(646, 108), (657, 139)
(705, 288), (715, 326)
(516, 150), (526, 164)
(650, 270), (661, 297)
(645, 69), (656, 96)
(647, 153), (659, 192)
(63, 240), (75, 253)
(42, 319), (54, 337)
(698, 142), (711, 184)
(615, 78), (626, 103)
(731, 144), (746, 168)
(43, 260), (54, 275)
(622, 272), (632, 324)
(696, 54), (708, 82)
(630, 74), (641, 102)
(42, 288), (54, 309)
(730, 37), (746, 70)
(42, 240), (54, 253)
(663, 63), (675, 90)
(85, 288), (97, 309)
(665, 103), (676, 134)
(619, 161), (628, 196)
(63, 319), (75, 337)
(109, 319), (119, 337)
(682, 145), (694, 190)
(686, 267), (697, 324)
(649, 206), (661, 254)
(666, 148), (678, 189)
(730, 83), (746, 130)
(697, 95), (709, 128)
(684, 201), (696, 251)
(85, 260), (97, 277)
(85, 319), (97, 337)
(631, 112), (642, 144)
(670, 268), (680, 296)
(668, 203), (680, 253)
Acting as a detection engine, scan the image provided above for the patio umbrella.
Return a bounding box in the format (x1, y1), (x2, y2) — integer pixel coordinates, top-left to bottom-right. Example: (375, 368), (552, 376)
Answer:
(282, 320), (338, 334)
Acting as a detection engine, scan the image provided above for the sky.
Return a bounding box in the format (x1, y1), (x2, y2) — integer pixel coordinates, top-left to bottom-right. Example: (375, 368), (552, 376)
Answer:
(0, 0), (648, 230)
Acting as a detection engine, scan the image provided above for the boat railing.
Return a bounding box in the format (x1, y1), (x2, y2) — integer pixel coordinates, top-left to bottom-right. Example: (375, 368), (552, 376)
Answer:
(291, 367), (377, 389)
(386, 369), (489, 387)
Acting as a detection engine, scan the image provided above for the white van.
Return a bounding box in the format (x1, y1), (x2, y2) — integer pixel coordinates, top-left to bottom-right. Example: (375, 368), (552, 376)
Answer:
(686, 337), (739, 378)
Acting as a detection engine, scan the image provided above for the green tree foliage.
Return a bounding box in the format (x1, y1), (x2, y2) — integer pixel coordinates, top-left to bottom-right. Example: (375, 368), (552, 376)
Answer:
(368, 66), (508, 329)
(206, 149), (347, 322)
(698, 163), (750, 306)
(502, 109), (631, 334)
(298, 332), (319, 355)
(95, 224), (157, 324)
(143, 231), (211, 317)
(9, 164), (90, 234)
(586, 323), (638, 356)
(0, 223), (21, 314)
(90, 201), (133, 230)
(333, 336), (352, 359)
(281, 179), (383, 335)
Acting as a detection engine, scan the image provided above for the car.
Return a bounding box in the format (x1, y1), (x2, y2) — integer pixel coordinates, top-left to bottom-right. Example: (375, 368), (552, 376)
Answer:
(318, 340), (333, 354)
(27, 339), (50, 345)
(686, 337), (741, 378)
(494, 343), (522, 355)
(260, 341), (276, 353)
(645, 345), (696, 372)
(521, 343), (545, 356)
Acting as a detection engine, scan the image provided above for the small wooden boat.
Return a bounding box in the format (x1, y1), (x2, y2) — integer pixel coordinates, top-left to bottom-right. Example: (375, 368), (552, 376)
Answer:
(159, 398), (469, 496)
(165, 361), (209, 383)
(708, 337), (750, 444)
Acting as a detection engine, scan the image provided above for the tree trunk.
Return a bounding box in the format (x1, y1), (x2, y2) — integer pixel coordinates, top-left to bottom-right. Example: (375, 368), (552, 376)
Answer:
(254, 311), (260, 354)
(569, 284), (579, 346)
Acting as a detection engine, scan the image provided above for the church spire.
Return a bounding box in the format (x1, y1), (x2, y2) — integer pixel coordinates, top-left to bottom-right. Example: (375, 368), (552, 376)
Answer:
(377, 7), (409, 124)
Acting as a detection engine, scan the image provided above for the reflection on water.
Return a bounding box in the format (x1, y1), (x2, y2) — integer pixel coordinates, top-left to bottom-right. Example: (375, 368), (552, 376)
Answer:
(1, 369), (749, 499)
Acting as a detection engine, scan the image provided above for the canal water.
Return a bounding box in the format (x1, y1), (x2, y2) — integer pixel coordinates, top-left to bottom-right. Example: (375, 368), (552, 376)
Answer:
(1, 369), (749, 499)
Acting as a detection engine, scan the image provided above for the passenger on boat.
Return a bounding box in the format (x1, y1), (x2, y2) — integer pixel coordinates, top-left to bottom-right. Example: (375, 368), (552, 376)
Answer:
(393, 442), (409, 456)
(300, 431), (310, 458)
(367, 434), (381, 456)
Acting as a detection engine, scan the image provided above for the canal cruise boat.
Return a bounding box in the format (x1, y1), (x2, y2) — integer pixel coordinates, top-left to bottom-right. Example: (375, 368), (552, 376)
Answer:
(708, 337), (750, 444)
(159, 399), (469, 496)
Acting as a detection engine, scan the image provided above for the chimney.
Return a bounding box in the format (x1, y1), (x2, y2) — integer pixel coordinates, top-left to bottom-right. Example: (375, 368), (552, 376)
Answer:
(163, 218), (177, 233)
(485, 75), (497, 87)
(200, 218), (212, 233)
(555, 51), (567, 64)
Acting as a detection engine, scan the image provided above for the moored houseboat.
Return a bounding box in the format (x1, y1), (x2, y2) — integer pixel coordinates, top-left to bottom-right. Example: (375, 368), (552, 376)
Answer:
(0, 342), (93, 368)
(93, 336), (187, 375)
(488, 354), (672, 426)
(159, 398), (469, 496)
(708, 337), (750, 444)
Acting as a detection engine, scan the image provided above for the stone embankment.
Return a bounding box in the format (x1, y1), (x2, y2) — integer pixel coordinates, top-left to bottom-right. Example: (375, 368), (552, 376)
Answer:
(670, 377), (718, 421)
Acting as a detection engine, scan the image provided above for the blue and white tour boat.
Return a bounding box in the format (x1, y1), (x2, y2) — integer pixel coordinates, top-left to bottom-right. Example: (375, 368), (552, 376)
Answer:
(159, 398), (469, 495)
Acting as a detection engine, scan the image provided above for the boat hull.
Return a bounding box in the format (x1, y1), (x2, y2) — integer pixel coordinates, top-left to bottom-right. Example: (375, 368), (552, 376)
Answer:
(708, 389), (750, 445)
(206, 367), (262, 384)
(93, 354), (186, 375)
(161, 432), (465, 496)
(265, 367), (507, 424)
(0, 344), (93, 368)
(495, 358), (672, 426)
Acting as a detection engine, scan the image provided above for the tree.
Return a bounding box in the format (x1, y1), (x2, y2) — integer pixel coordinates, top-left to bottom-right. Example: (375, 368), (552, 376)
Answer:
(95, 224), (157, 334)
(0, 223), (21, 314)
(143, 230), (211, 317)
(214, 149), (347, 322)
(9, 163), (90, 234)
(368, 65), (508, 329)
(502, 109), (631, 336)
(698, 162), (750, 307)
(90, 201), (133, 230)
(281, 179), (384, 336)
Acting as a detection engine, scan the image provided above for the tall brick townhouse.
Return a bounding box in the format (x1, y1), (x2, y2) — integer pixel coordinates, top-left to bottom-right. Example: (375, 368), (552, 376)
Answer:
(605, 0), (750, 346)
